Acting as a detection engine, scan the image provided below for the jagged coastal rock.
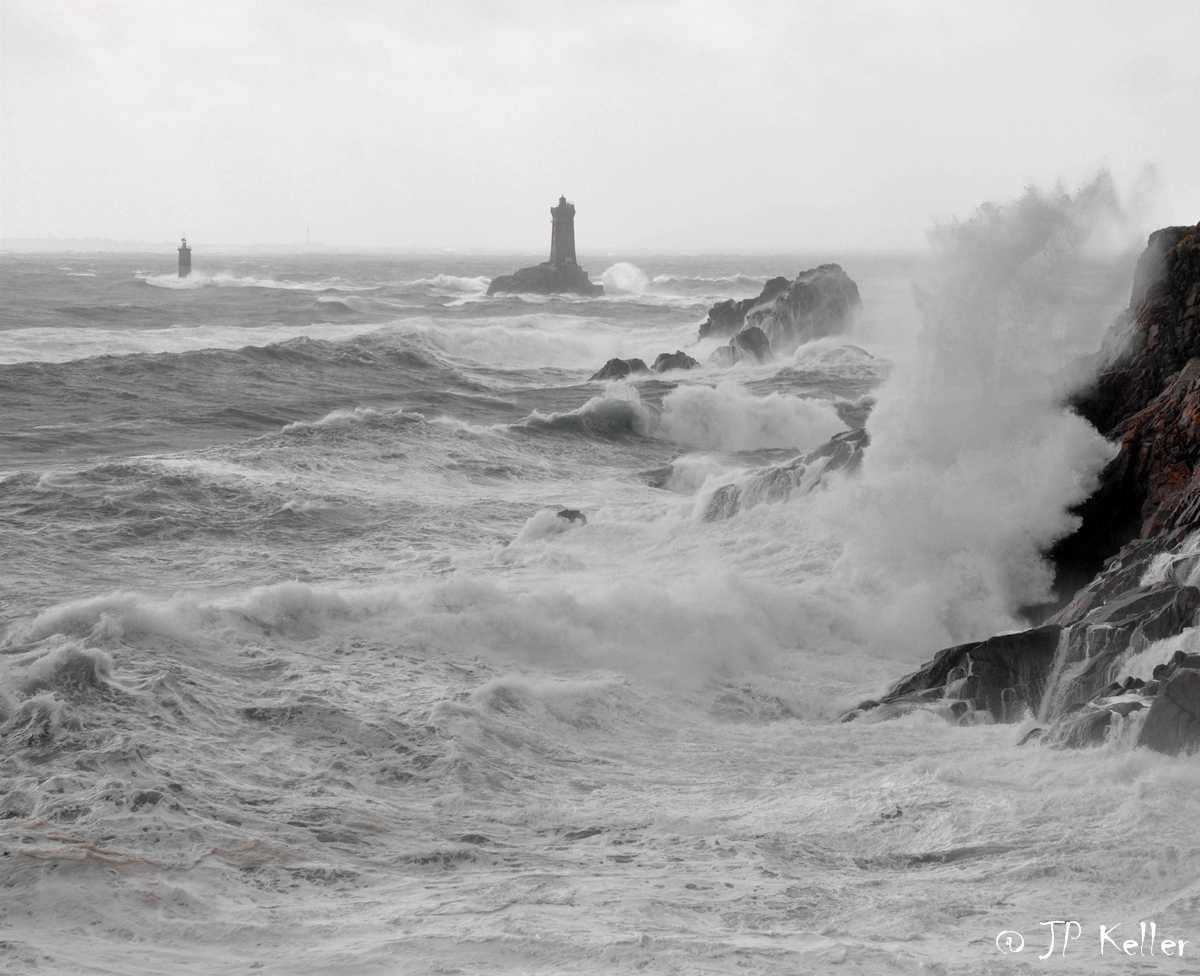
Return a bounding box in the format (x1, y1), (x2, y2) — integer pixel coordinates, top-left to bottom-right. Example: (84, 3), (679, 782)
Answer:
(702, 264), (861, 364)
(699, 276), (791, 338)
(488, 196), (604, 296)
(846, 222), (1200, 755)
(590, 357), (648, 381)
(589, 350), (698, 381)
(651, 350), (699, 372)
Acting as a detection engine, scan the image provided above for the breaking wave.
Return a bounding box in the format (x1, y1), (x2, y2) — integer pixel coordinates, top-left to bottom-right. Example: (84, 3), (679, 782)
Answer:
(658, 380), (844, 451)
(136, 271), (378, 292)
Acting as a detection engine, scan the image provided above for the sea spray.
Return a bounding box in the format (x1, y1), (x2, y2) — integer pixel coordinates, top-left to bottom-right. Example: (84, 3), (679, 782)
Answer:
(810, 176), (1142, 656)
(601, 262), (650, 295)
(658, 380), (844, 451)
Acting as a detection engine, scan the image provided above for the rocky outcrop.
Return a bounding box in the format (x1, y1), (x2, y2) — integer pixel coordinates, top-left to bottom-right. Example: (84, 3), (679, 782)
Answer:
(732, 326), (772, 363)
(702, 265), (861, 365)
(488, 261), (603, 296)
(848, 222), (1200, 755)
(699, 277), (790, 339)
(590, 351), (698, 380)
(839, 626), (1063, 725)
(652, 350), (699, 373)
(744, 264), (862, 356)
(1041, 583), (1200, 716)
(590, 357), (648, 381)
(1138, 668), (1200, 754)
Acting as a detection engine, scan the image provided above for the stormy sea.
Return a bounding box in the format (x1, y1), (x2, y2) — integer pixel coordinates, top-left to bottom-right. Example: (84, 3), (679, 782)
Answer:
(4, 194), (1200, 974)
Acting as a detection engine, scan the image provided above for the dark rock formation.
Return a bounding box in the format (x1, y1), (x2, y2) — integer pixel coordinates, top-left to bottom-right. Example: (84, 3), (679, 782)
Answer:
(707, 327), (773, 368)
(744, 264), (862, 356)
(488, 261), (603, 297)
(1074, 225), (1200, 432)
(839, 626), (1062, 724)
(732, 326), (772, 363)
(590, 357), (648, 381)
(1052, 224), (1200, 596)
(651, 350), (699, 373)
(1042, 584), (1200, 717)
(1137, 668), (1200, 754)
(702, 265), (861, 365)
(699, 277), (790, 339)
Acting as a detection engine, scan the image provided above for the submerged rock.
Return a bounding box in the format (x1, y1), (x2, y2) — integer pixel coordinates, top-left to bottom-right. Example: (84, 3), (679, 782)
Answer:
(590, 357), (648, 381)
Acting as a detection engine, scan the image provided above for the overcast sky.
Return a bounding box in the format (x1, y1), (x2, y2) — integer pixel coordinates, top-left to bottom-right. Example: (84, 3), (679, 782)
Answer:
(2, 0), (1198, 251)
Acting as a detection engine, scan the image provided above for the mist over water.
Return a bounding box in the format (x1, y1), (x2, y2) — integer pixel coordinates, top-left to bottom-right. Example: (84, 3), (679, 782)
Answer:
(3, 183), (1197, 975)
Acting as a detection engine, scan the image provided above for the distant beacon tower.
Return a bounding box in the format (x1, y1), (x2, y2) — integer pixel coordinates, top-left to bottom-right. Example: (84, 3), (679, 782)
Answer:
(549, 195), (578, 268)
(177, 236), (192, 278)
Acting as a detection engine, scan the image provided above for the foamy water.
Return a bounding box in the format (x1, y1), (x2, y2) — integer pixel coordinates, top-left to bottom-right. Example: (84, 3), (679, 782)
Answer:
(2, 225), (1192, 975)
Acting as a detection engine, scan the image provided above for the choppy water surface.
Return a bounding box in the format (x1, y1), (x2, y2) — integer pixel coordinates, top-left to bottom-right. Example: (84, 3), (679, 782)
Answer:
(2, 248), (1196, 975)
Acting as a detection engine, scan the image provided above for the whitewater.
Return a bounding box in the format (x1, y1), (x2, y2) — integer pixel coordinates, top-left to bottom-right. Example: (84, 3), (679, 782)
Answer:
(3, 219), (1200, 974)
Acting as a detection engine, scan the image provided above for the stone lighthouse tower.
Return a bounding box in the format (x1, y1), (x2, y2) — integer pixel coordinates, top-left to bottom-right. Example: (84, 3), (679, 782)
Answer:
(549, 196), (577, 268)
(177, 236), (192, 278)
(486, 194), (601, 295)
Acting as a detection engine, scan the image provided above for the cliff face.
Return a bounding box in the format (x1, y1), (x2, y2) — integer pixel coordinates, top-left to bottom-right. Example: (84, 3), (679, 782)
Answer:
(848, 221), (1200, 754)
(1052, 225), (1200, 594)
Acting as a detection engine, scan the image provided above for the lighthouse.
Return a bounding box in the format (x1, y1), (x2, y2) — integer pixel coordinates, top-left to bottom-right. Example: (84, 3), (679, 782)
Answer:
(549, 196), (577, 268)
(486, 195), (602, 296)
(178, 237), (192, 278)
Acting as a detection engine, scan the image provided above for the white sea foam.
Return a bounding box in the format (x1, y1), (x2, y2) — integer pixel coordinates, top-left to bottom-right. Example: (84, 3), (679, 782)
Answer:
(658, 380), (844, 451)
(406, 273), (491, 294)
(600, 262), (650, 295)
(137, 271), (378, 291)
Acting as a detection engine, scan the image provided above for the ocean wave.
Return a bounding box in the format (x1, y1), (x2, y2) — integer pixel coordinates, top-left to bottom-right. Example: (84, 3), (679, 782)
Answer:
(1, 570), (812, 690)
(396, 316), (640, 372)
(650, 272), (764, 288)
(135, 271), (378, 292)
(658, 380), (844, 452)
(0, 320), (398, 365)
(790, 339), (882, 371)
(516, 383), (654, 439)
(404, 273), (491, 295)
(281, 405), (428, 434)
